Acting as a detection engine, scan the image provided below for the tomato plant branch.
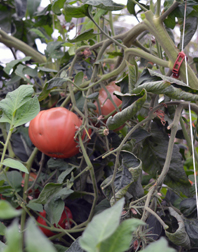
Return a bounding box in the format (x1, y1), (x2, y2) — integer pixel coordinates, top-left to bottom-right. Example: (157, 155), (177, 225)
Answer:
(141, 104), (183, 224)
(0, 126), (13, 171)
(144, 10), (198, 89)
(144, 206), (169, 230)
(159, 1), (180, 22)
(79, 136), (98, 222)
(87, 7), (127, 50)
(0, 30), (46, 63)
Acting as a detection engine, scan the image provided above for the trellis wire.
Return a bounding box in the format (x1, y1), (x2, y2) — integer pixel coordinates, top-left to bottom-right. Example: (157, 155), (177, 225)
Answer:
(181, 0), (198, 218)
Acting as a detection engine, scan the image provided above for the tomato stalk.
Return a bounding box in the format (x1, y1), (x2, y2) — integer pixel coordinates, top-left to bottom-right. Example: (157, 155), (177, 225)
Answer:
(78, 136), (98, 223)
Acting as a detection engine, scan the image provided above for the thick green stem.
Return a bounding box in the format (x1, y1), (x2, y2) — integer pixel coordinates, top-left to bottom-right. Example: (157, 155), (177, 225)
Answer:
(0, 30), (46, 63)
(144, 10), (198, 89)
(0, 127), (13, 170)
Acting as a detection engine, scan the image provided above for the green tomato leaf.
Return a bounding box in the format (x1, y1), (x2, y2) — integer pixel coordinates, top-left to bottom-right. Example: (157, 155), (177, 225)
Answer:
(140, 121), (191, 197)
(30, 28), (48, 41)
(25, 218), (57, 252)
(141, 237), (176, 252)
(27, 202), (43, 212)
(27, 0), (41, 18)
(45, 41), (64, 59)
(64, 4), (89, 21)
(99, 219), (144, 252)
(0, 222), (6, 236)
(106, 89), (147, 130)
(45, 188), (73, 225)
(12, 96), (40, 128)
(1, 159), (28, 173)
(0, 85), (40, 128)
(4, 57), (31, 75)
(52, 0), (65, 15)
(74, 72), (84, 87)
(79, 198), (125, 252)
(0, 200), (21, 219)
(68, 29), (97, 43)
(32, 183), (63, 204)
(4, 219), (23, 252)
(126, 60), (138, 92)
(84, 0), (125, 11)
(45, 199), (64, 226)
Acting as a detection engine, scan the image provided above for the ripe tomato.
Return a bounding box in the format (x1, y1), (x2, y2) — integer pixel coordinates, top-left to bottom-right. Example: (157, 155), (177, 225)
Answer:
(37, 206), (73, 237)
(29, 107), (89, 159)
(94, 81), (122, 116)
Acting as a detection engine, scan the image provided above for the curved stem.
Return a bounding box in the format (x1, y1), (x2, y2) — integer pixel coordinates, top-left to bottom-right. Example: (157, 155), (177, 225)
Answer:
(79, 137), (98, 222)
(0, 30), (46, 63)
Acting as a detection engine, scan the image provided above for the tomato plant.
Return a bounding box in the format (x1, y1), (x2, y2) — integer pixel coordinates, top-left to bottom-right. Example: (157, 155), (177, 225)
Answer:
(28, 107), (88, 159)
(94, 81), (122, 116)
(1, 0), (198, 251)
(37, 206), (73, 237)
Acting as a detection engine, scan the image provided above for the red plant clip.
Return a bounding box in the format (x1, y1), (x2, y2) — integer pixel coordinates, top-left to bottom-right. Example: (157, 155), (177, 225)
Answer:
(172, 51), (186, 78)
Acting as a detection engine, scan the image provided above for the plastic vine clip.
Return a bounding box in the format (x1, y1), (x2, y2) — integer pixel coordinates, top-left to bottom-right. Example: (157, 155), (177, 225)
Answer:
(172, 51), (186, 78)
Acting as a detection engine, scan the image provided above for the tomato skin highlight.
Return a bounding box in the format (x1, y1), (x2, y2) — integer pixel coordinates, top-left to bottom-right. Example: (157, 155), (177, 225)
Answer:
(29, 107), (87, 159)
(94, 81), (122, 116)
(37, 206), (73, 237)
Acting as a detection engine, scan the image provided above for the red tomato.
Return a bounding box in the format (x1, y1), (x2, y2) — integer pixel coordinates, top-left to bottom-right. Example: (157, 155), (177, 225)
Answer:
(94, 81), (122, 116)
(29, 107), (89, 159)
(37, 207), (73, 237)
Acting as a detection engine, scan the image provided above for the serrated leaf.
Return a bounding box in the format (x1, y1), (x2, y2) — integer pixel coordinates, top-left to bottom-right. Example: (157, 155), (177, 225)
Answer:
(64, 4), (89, 21)
(4, 57), (31, 75)
(74, 72), (84, 86)
(27, 0), (41, 18)
(30, 28), (48, 41)
(52, 0), (65, 15)
(126, 60), (138, 92)
(45, 188), (73, 225)
(0, 85), (39, 128)
(2, 159), (28, 173)
(79, 198), (125, 252)
(99, 219), (144, 252)
(45, 41), (64, 59)
(32, 183), (62, 204)
(68, 29), (96, 43)
(0, 200), (21, 219)
(84, 0), (125, 11)
(139, 122), (191, 196)
(45, 199), (65, 225)
(27, 202), (43, 212)
(12, 96), (40, 127)
(46, 77), (67, 90)
(25, 218), (57, 252)
(180, 16), (198, 49)
(38, 67), (58, 73)
(107, 89), (147, 130)
(4, 219), (22, 252)
(57, 168), (76, 183)
(86, 92), (99, 100)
